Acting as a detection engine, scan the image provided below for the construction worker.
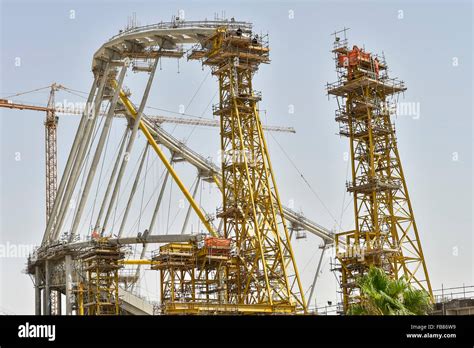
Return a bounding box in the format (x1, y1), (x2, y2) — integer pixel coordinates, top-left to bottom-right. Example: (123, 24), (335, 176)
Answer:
(374, 57), (380, 78)
(349, 45), (360, 65)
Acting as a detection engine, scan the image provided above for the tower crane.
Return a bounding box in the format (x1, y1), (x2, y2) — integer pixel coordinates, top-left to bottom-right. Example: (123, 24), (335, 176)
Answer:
(0, 84), (295, 222)
(0, 83), (61, 220)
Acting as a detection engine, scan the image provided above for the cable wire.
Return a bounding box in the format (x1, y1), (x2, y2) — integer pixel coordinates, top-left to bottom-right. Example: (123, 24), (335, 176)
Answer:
(268, 132), (342, 230)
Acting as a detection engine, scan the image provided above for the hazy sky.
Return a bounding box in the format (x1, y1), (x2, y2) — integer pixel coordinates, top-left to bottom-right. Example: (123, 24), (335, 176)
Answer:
(1, 0), (472, 314)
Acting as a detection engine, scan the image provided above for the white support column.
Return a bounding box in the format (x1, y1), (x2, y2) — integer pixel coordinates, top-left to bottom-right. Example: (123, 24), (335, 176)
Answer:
(65, 254), (73, 315)
(69, 62), (128, 240)
(148, 167), (171, 236)
(117, 144), (149, 238)
(56, 291), (62, 315)
(35, 266), (42, 315)
(307, 244), (327, 309)
(43, 260), (51, 315)
(94, 127), (129, 231)
(51, 64), (111, 241)
(181, 176), (201, 235)
(102, 57), (160, 232)
(42, 76), (99, 245)
(132, 167), (171, 285)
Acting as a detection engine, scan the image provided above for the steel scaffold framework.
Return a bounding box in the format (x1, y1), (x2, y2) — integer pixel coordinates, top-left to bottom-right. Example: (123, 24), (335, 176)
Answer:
(189, 27), (306, 311)
(79, 239), (124, 315)
(113, 25), (307, 314)
(30, 19), (333, 315)
(327, 31), (433, 312)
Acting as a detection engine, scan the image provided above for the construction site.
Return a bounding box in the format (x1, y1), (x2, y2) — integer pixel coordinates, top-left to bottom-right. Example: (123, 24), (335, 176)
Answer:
(0, 8), (472, 318)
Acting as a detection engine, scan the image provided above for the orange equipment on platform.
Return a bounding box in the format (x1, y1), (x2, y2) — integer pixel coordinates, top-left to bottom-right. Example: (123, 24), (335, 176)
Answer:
(204, 237), (231, 248)
(337, 45), (380, 80)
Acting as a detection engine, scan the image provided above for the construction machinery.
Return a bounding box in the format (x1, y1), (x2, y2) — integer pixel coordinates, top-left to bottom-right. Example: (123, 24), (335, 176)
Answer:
(1, 84), (62, 315)
(327, 29), (433, 312)
(0, 85), (61, 221)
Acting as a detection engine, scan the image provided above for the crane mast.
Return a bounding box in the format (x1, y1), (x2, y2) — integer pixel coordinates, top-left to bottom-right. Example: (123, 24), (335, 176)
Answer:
(45, 84), (60, 220)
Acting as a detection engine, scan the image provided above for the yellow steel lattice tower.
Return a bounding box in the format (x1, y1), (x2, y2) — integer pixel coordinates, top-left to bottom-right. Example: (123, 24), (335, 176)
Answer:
(327, 31), (432, 312)
(189, 27), (306, 312)
(80, 239), (124, 315)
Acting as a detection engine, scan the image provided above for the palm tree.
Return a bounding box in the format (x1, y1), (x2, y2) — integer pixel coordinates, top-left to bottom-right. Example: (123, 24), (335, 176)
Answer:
(347, 266), (432, 315)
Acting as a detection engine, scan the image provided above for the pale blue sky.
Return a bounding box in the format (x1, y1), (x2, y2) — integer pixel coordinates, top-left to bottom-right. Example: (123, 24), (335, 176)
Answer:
(1, 0), (472, 314)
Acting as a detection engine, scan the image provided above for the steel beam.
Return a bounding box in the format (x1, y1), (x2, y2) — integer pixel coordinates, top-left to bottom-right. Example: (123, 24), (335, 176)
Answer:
(51, 64), (110, 241)
(69, 62), (128, 240)
(148, 167), (171, 236)
(65, 234), (197, 249)
(102, 57), (160, 232)
(43, 260), (51, 315)
(34, 266), (41, 315)
(119, 93), (217, 236)
(117, 144), (149, 237)
(307, 244), (327, 308)
(181, 176), (200, 235)
(65, 254), (73, 315)
(140, 116), (334, 242)
(94, 127), (129, 231)
(42, 76), (99, 245)
(132, 166), (172, 284)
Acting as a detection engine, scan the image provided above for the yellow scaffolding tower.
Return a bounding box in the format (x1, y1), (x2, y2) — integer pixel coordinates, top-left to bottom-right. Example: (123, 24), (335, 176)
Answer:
(188, 26), (306, 313)
(80, 238), (124, 315)
(151, 239), (233, 313)
(327, 31), (433, 312)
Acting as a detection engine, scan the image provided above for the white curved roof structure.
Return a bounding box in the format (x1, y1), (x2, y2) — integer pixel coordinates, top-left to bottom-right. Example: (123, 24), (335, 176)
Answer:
(92, 20), (252, 74)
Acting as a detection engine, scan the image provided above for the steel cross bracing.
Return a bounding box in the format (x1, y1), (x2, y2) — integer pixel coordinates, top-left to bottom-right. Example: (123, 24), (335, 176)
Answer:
(327, 35), (432, 312)
(186, 27), (306, 312)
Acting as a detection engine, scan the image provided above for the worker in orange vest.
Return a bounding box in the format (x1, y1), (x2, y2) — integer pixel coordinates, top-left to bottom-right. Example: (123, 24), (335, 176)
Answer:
(374, 57), (380, 78)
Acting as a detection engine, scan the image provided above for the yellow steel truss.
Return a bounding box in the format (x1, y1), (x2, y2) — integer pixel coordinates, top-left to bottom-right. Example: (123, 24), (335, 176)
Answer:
(189, 28), (307, 312)
(117, 87), (218, 237)
(328, 42), (433, 312)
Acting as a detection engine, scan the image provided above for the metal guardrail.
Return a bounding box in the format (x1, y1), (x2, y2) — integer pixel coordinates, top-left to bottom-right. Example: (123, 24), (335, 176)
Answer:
(310, 303), (340, 315)
(108, 20), (253, 42)
(312, 284), (474, 315)
(433, 285), (474, 303)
